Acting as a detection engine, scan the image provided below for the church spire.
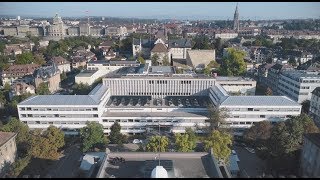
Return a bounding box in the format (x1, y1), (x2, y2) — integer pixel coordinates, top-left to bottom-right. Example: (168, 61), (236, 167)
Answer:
(233, 3), (240, 32)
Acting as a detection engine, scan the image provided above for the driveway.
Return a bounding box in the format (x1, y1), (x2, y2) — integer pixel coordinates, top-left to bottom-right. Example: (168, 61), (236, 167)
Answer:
(46, 145), (83, 178)
(233, 145), (268, 178)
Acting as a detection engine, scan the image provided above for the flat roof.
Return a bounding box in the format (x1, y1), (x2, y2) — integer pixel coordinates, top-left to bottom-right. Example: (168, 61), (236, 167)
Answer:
(215, 76), (255, 82)
(103, 152), (214, 178)
(102, 111), (208, 118)
(149, 66), (174, 74)
(75, 70), (97, 77)
(221, 96), (301, 107)
(19, 95), (99, 106)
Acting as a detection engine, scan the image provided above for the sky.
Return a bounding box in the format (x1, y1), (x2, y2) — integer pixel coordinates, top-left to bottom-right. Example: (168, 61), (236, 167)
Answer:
(0, 2), (320, 20)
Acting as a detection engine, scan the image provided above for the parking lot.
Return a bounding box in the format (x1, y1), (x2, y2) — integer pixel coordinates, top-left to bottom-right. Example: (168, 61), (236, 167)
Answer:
(233, 145), (268, 178)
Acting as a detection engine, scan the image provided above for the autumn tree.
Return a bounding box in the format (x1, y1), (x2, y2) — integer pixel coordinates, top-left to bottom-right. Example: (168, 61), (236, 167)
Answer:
(33, 53), (46, 65)
(204, 130), (232, 163)
(243, 121), (273, 147)
(137, 56), (145, 64)
(174, 129), (196, 152)
(219, 48), (246, 76)
(36, 82), (50, 95)
(146, 136), (169, 152)
(80, 121), (108, 152)
(30, 126), (65, 160)
(109, 122), (127, 145)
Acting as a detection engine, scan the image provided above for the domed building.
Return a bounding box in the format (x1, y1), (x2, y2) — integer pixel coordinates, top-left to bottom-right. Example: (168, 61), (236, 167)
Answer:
(47, 13), (65, 39)
(151, 166), (168, 178)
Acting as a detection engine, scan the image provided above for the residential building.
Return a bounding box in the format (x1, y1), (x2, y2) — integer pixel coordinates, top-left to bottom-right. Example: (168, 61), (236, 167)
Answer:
(310, 87), (320, 127)
(301, 133), (320, 177)
(0, 132), (17, 177)
(10, 81), (35, 98)
(50, 56), (71, 73)
(168, 39), (192, 59)
(150, 40), (169, 65)
(266, 64), (293, 95)
(186, 50), (215, 70)
(278, 70), (320, 103)
(1, 64), (40, 85)
(257, 63), (275, 86)
(33, 63), (61, 93)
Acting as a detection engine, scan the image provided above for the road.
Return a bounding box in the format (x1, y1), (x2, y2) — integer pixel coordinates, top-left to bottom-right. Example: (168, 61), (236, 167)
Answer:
(46, 145), (82, 178)
(233, 145), (268, 178)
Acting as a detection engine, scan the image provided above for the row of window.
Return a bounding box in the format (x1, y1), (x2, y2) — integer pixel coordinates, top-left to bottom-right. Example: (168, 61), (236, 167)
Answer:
(102, 119), (181, 123)
(21, 114), (99, 118)
(128, 92), (192, 96)
(20, 107), (98, 111)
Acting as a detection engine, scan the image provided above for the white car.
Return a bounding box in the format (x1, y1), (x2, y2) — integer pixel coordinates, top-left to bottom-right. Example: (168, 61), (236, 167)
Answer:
(133, 139), (142, 144)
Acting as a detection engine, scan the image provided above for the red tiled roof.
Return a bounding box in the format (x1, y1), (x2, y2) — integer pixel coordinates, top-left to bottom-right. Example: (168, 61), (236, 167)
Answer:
(151, 43), (168, 53)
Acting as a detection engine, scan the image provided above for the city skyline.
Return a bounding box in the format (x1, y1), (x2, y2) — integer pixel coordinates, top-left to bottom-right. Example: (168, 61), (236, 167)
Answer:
(0, 2), (320, 20)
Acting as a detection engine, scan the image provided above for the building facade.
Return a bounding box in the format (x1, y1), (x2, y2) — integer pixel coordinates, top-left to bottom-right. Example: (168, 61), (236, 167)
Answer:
(278, 70), (320, 103)
(33, 63), (61, 93)
(18, 64), (302, 136)
(310, 87), (320, 127)
(0, 132), (17, 177)
(301, 133), (320, 177)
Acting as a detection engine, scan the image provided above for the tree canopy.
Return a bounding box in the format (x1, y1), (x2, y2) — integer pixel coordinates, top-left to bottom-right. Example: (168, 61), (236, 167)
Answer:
(146, 136), (169, 152)
(204, 130), (232, 163)
(109, 122), (127, 145)
(207, 105), (229, 131)
(72, 83), (91, 95)
(219, 48), (246, 76)
(36, 82), (50, 95)
(151, 54), (159, 66)
(137, 56), (145, 64)
(174, 130), (196, 152)
(15, 52), (35, 65)
(192, 35), (212, 50)
(80, 121), (108, 152)
(30, 126), (65, 160)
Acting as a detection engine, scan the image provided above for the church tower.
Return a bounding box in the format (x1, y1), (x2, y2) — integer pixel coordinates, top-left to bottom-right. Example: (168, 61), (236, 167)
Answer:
(233, 3), (240, 32)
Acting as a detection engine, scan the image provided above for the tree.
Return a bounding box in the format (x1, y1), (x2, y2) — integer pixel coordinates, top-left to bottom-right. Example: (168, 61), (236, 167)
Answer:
(151, 54), (159, 66)
(36, 82), (50, 95)
(207, 105), (229, 131)
(72, 83), (91, 95)
(30, 126), (65, 160)
(288, 57), (297, 67)
(192, 35), (212, 50)
(109, 122), (127, 145)
(80, 122), (108, 152)
(162, 54), (170, 66)
(33, 53), (46, 65)
(15, 52), (34, 65)
(137, 56), (145, 64)
(146, 136), (169, 152)
(265, 87), (273, 96)
(0, 117), (30, 154)
(301, 100), (310, 114)
(174, 129), (196, 152)
(60, 71), (67, 81)
(243, 121), (272, 147)
(204, 130), (232, 163)
(9, 156), (31, 177)
(219, 48), (246, 76)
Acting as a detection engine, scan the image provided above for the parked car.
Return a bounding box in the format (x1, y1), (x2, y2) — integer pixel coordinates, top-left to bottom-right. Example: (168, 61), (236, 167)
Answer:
(133, 139), (142, 144)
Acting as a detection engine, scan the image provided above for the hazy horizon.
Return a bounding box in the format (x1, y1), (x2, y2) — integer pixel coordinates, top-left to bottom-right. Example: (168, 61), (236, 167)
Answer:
(0, 2), (320, 20)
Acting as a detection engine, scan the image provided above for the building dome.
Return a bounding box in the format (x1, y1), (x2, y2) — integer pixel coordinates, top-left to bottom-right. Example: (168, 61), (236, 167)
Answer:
(151, 166), (168, 178)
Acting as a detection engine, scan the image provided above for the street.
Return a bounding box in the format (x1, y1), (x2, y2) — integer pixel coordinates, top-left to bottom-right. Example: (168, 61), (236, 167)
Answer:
(233, 145), (268, 178)
(46, 145), (82, 178)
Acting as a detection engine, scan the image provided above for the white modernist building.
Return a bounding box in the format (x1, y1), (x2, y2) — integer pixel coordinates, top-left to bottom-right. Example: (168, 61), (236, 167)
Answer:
(18, 65), (301, 136)
(278, 70), (320, 103)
